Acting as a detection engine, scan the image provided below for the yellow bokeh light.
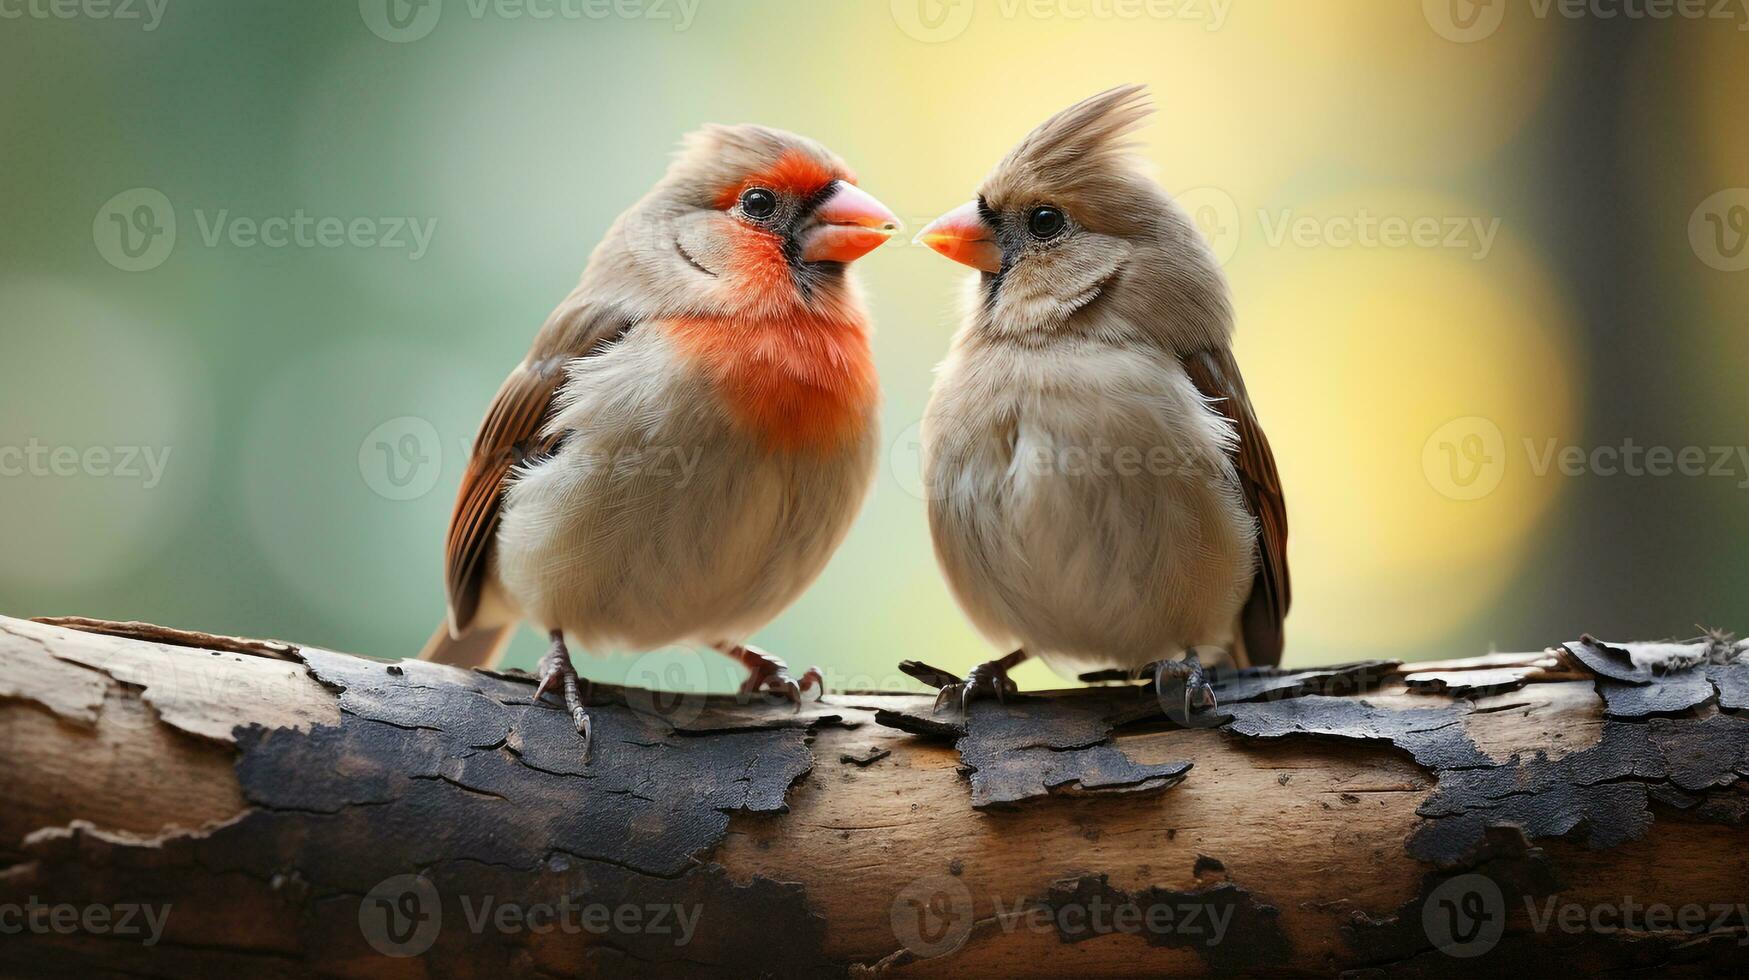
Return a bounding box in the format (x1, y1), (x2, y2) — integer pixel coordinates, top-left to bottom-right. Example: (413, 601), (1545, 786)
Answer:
(1231, 195), (1581, 661)
(1694, 24), (1749, 400)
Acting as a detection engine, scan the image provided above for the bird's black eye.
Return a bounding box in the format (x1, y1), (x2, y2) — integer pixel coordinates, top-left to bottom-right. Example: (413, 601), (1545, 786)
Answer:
(1027, 206), (1066, 240)
(740, 187), (778, 219)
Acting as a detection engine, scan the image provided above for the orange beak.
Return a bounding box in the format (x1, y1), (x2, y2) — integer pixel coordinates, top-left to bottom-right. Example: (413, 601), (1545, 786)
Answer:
(916, 200), (1003, 273)
(799, 183), (901, 264)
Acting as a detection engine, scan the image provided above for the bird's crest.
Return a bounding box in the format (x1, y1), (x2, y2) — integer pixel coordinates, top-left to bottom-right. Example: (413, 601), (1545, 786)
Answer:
(982, 85), (1154, 205)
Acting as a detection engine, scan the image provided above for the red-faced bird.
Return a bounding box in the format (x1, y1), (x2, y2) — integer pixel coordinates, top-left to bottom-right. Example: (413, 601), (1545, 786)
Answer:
(422, 125), (899, 752)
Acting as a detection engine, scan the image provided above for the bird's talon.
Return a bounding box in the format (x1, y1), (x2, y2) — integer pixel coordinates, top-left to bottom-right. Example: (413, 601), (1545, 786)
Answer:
(725, 645), (822, 711)
(533, 670), (559, 705)
(532, 632), (593, 755)
(1156, 652), (1218, 725)
(927, 651), (1025, 720)
(574, 713), (593, 760)
(932, 684), (961, 715)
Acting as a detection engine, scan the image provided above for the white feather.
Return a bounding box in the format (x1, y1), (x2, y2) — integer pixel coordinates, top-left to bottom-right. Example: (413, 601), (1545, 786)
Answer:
(491, 328), (877, 652)
(924, 310), (1255, 676)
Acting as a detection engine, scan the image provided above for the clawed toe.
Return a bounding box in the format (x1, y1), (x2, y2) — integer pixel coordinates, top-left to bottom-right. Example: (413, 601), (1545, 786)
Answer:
(724, 644), (827, 712)
(798, 666), (826, 702)
(534, 631), (593, 758)
(932, 682), (965, 716)
(928, 655), (1021, 720)
(1155, 652), (1217, 726)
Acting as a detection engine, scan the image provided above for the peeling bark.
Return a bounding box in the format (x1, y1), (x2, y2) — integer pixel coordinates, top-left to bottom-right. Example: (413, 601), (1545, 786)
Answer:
(2, 616), (1748, 977)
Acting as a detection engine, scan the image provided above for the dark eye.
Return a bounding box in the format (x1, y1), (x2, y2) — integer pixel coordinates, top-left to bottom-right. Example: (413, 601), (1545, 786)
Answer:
(739, 187), (778, 219)
(1027, 206), (1066, 240)
(1021, 204), (1063, 239)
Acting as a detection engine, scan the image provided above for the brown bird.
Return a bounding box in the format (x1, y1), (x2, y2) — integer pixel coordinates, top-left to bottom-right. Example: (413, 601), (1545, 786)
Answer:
(421, 124), (899, 752)
(915, 85), (1289, 719)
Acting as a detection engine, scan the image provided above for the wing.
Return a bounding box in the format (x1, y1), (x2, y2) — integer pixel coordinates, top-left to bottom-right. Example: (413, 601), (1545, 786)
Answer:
(1181, 346), (1291, 666)
(444, 303), (633, 633)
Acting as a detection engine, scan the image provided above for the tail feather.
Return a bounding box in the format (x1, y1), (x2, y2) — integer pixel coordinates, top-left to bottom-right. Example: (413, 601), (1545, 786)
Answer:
(419, 622), (515, 668)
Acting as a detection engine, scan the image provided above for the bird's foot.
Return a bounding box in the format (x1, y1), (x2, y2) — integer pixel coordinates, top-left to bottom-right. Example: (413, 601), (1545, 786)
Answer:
(919, 649), (1026, 720)
(1156, 651), (1218, 727)
(718, 643), (824, 710)
(534, 631), (592, 755)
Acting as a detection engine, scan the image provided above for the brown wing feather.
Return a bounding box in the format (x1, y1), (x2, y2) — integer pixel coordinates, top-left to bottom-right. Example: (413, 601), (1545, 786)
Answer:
(1181, 347), (1290, 666)
(444, 303), (633, 634)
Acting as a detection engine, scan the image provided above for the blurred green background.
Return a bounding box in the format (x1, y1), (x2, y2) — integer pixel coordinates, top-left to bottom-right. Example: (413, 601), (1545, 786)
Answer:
(3, 1), (1746, 693)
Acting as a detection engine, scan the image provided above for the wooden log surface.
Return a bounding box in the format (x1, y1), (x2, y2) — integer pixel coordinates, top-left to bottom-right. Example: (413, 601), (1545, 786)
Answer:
(1, 615), (1747, 978)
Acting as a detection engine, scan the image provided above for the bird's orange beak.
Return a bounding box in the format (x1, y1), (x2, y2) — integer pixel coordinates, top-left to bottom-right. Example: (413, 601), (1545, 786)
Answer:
(917, 200), (1002, 273)
(800, 183), (901, 264)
